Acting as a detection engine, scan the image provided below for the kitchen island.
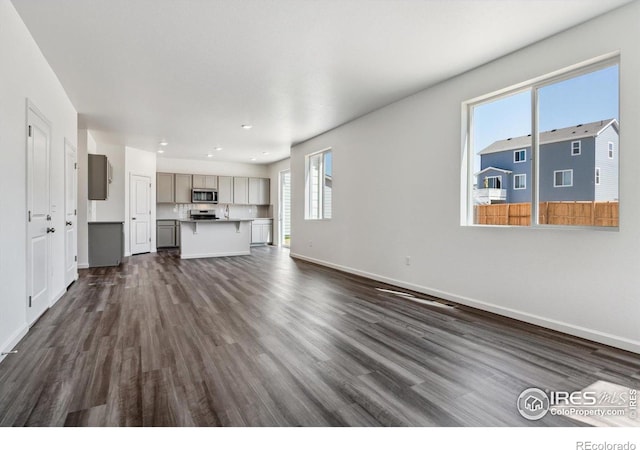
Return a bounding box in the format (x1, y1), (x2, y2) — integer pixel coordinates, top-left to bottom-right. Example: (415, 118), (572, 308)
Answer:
(179, 219), (253, 259)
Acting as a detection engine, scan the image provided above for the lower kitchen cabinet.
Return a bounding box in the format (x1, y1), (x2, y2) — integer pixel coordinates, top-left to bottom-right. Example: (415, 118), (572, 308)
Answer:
(157, 220), (179, 248)
(88, 222), (124, 267)
(251, 219), (273, 245)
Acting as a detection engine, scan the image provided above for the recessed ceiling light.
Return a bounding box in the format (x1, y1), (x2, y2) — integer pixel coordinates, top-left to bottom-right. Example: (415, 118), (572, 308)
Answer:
(262, 152), (269, 155)
(241, 124), (253, 129)
(207, 154), (213, 158)
(159, 140), (168, 146)
(250, 157), (257, 161)
(215, 147), (223, 151)
(157, 149), (165, 154)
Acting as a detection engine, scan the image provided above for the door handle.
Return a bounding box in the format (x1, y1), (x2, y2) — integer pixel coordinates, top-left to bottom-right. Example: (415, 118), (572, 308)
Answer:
(66, 221), (73, 226)
(46, 227), (56, 233)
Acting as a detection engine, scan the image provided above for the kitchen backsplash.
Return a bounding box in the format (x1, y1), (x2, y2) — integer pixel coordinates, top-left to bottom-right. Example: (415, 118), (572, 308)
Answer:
(157, 203), (270, 220)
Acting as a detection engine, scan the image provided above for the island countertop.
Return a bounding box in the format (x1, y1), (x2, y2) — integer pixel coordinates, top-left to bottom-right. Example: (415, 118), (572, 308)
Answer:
(179, 219), (252, 259)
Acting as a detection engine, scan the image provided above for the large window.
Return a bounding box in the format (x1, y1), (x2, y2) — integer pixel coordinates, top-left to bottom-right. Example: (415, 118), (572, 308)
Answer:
(305, 148), (332, 220)
(465, 57), (619, 228)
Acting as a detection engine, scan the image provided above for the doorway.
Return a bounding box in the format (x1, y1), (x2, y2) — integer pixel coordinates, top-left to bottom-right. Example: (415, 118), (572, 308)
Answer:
(130, 174), (151, 255)
(64, 139), (78, 287)
(26, 102), (52, 325)
(279, 169), (291, 248)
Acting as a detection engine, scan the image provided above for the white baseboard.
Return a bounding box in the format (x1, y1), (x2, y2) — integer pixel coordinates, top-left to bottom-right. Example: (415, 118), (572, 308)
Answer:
(290, 253), (640, 354)
(0, 325), (28, 365)
(78, 263), (89, 269)
(180, 251), (251, 259)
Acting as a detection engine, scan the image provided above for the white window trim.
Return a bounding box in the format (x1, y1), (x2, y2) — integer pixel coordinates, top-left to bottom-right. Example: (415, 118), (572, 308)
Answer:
(513, 174), (526, 190)
(595, 167), (601, 185)
(554, 169), (573, 188)
(571, 141), (581, 156)
(513, 149), (526, 163)
(462, 52), (619, 229)
(304, 147), (332, 221)
(484, 175), (502, 189)
(608, 141), (614, 159)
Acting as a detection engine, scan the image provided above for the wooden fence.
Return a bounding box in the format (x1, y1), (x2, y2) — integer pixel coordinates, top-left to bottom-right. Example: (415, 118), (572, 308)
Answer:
(475, 202), (618, 227)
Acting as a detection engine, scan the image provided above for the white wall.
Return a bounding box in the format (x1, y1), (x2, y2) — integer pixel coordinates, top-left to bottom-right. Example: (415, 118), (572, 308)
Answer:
(77, 128), (97, 268)
(124, 147), (157, 256)
(0, 0), (78, 360)
(268, 158), (291, 246)
(290, 2), (640, 353)
(157, 157), (269, 178)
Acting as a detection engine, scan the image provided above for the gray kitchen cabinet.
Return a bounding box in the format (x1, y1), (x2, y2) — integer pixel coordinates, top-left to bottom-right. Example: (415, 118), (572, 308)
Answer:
(88, 222), (123, 267)
(175, 174), (192, 203)
(217, 176), (233, 203)
(249, 177), (270, 205)
(88, 154), (112, 200)
(251, 219), (273, 245)
(156, 173), (175, 203)
(192, 175), (218, 189)
(157, 220), (178, 247)
(233, 177), (249, 205)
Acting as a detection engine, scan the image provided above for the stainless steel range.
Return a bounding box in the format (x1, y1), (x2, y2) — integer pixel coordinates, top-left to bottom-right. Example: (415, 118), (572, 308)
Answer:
(189, 209), (218, 220)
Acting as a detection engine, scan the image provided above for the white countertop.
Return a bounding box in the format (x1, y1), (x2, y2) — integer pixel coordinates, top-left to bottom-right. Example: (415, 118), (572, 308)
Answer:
(178, 218), (253, 223)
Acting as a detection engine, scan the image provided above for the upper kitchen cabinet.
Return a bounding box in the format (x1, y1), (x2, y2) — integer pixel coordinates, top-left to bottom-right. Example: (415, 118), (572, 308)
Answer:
(175, 174), (192, 204)
(233, 177), (249, 205)
(218, 176), (233, 204)
(88, 154), (112, 200)
(249, 177), (270, 205)
(156, 173), (175, 203)
(192, 175), (218, 189)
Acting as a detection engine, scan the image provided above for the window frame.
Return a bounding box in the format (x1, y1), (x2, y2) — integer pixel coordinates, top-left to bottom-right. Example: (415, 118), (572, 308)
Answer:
(553, 169), (573, 188)
(304, 147), (332, 221)
(608, 141), (615, 159)
(484, 175), (502, 189)
(514, 174), (526, 190)
(595, 167), (601, 186)
(514, 149), (526, 163)
(571, 141), (581, 156)
(462, 53), (619, 229)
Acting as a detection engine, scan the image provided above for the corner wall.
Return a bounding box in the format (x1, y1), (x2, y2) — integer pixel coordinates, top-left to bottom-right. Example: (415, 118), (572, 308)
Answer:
(0, 0), (78, 360)
(290, 2), (640, 353)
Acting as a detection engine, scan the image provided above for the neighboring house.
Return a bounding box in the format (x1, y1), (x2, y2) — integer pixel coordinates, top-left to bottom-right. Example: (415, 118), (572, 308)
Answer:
(475, 119), (619, 204)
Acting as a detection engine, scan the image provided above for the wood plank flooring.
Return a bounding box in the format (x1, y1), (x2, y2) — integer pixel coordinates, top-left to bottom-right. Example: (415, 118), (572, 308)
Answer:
(0, 247), (638, 426)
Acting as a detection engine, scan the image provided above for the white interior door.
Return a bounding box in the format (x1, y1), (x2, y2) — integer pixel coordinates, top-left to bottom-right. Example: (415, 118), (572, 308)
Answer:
(130, 174), (151, 255)
(26, 104), (51, 324)
(64, 139), (78, 286)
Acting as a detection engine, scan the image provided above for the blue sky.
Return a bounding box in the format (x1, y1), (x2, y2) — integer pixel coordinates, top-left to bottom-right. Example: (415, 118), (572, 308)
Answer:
(472, 64), (619, 159)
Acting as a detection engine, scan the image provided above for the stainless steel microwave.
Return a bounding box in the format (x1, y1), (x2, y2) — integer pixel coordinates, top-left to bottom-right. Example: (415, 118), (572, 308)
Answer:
(192, 188), (218, 203)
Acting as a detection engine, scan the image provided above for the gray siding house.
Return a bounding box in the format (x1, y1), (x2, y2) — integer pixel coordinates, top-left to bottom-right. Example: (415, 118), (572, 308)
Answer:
(475, 119), (619, 204)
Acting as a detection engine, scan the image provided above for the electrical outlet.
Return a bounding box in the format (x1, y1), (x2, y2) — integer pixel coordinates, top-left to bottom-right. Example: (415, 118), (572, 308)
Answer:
(405, 256), (411, 266)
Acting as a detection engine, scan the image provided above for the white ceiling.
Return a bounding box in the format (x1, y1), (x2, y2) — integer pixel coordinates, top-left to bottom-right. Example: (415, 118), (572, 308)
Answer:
(12, 0), (632, 164)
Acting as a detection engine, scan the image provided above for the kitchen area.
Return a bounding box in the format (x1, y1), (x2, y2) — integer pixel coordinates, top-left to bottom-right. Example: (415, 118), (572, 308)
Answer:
(156, 172), (273, 259)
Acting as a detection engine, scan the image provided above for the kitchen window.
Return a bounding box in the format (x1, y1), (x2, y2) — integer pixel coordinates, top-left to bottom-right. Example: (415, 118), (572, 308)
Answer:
(554, 169), (573, 187)
(463, 55), (619, 228)
(305, 148), (332, 220)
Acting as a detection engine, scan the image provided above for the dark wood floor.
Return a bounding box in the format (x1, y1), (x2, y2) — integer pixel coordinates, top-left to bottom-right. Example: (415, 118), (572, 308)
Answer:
(1, 247), (638, 426)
